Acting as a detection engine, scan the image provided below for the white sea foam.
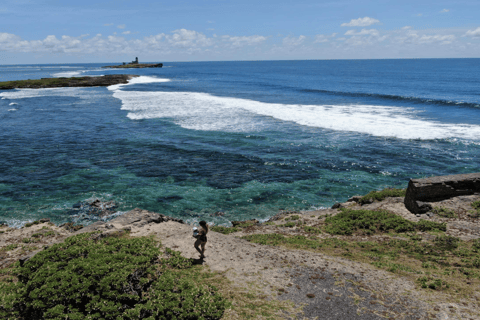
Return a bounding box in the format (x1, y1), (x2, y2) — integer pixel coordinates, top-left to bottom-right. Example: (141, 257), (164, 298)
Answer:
(9, 102), (17, 105)
(8, 108), (17, 111)
(52, 71), (83, 77)
(107, 75), (170, 91)
(0, 87), (105, 100)
(109, 87), (480, 141)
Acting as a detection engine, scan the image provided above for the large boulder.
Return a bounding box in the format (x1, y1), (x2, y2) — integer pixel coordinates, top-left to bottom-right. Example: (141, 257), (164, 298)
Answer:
(404, 173), (480, 213)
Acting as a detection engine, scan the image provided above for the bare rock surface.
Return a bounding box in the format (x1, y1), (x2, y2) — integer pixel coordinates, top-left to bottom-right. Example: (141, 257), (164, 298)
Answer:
(0, 74), (138, 90)
(405, 172), (480, 213)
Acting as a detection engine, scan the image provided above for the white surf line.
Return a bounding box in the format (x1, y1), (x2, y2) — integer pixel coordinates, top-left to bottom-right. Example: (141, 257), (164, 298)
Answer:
(110, 89), (480, 141)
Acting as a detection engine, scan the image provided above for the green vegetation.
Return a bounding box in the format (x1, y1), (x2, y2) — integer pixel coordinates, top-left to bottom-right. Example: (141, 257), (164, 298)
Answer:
(432, 207), (457, 218)
(324, 208), (445, 235)
(278, 222), (297, 228)
(284, 215), (300, 221)
(211, 226), (240, 234)
(0, 232), (227, 320)
(0, 244), (18, 253)
(358, 188), (406, 204)
(470, 200), (480, 218)
(242, 208), (479, 297)
(303, 226), (322, 234)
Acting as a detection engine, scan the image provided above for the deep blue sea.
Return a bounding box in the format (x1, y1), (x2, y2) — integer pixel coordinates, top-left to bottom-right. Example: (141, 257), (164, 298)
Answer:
(1, 59), (479, 227)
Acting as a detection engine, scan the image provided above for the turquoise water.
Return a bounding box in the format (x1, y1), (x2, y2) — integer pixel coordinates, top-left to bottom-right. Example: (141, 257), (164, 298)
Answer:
(1, 60), (479, 227)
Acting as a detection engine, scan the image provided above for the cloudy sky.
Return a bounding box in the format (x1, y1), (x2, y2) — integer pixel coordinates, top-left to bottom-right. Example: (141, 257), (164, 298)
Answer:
(1, 0), (479, 64)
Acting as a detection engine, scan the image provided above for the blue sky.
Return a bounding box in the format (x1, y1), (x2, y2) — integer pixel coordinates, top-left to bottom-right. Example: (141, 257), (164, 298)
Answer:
(0, 0), (479, 64)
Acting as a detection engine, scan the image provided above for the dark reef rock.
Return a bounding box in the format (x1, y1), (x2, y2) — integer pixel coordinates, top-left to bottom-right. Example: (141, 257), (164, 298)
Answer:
(103, 63), (163, 69)
(0, 74), (138, 90)
(75, 208), (184, 234)
(404, 172), (480, 214)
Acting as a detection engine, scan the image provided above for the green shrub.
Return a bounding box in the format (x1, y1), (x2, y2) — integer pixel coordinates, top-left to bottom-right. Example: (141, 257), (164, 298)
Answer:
(416, 219), (446, 232)
(279, 222), (297, 228)
(211, 226), (240, 234)
(324, 209), (415, 235)
(472, 200), (480, 210)
(1, 233), (226, 320)
(359, 188), (406, 204)
(323, 209), (446, 236)
(303, 226), (322, 234)
(285, 215), (300, 221)
(434, 235), (459, 251)
(417, 276), (449, 290)
(0, 244), (18, 252)
(432, 207), (456, 218)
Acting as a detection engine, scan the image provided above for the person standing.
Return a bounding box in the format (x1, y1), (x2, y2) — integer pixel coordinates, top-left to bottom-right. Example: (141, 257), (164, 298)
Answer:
(194, 221), (208, 259)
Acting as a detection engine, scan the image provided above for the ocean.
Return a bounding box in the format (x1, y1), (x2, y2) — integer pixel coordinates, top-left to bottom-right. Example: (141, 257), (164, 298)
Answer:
(1, 59), (479, 227)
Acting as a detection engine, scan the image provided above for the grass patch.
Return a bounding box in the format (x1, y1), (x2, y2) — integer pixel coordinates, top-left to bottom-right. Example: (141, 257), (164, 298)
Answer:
(432, 207), (457, 218)
(242, 231), (480, 297)
(324, 208), (445, 236)
(285, 215), (300, 221)
(278, 222), (297, 228)
(0, 244), (18, 253)
(359, 188), (406, 204)
(303, 226), (322, 234)
(211, 226), (240, 234)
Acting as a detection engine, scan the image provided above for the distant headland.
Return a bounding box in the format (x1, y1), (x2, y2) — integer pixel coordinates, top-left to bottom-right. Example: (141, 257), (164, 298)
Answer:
(0, 74), (138, 90)
(103, 57), (163, 69)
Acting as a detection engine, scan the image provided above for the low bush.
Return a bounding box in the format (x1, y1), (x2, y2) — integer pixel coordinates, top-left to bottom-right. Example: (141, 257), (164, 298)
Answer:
(303, 226), (322, 234)
(324, 209), (446, 235)
(285, 215), (300, 221)
(358, 188), (406, 204)
(211, 226), (240, 234)
(432, 207), (456, 218)
(0, 233), (227, 320)
(417, 276), (449, 290)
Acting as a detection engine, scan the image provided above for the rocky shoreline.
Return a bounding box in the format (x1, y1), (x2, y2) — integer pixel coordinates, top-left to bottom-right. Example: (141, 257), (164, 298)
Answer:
(103, 63), (163, 69)
(2, 173), (480, 319)
(0, 74), (138, 90)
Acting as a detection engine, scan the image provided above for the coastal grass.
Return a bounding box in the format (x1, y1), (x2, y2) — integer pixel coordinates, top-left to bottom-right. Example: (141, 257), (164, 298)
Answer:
(241, 209), (479, 299)
(432, 207), (457, 218)
(358, 188), (406, 204)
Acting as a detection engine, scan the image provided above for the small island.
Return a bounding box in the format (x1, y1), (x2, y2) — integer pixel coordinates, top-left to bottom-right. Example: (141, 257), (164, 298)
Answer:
(0, 74), (138, 90)
(103, 57), (163, 69)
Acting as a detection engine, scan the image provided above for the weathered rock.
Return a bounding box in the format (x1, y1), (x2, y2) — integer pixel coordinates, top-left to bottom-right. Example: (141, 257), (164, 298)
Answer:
(231, 219), (259, 227)
(103, 63), (163, 69)
(404, 173), (480, 214)
(0, 74), (138, 90)
(347, 196), (363, 203)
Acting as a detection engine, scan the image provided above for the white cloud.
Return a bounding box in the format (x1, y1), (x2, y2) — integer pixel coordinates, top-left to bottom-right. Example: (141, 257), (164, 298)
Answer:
(440, 9), (450, 13)
(117, 24), (126, 29)
(396, 28), (456, 45)
(416, 13), (423, 17)
(207, 20), (214, 23)
(221, 35), (267, 47)
(122, 31), (132, 35)
(345, 29), (379, 36)
(341, 17), (380, 27)
(282, 35), (306, 46)
(207, 28), (215, 31)
(314, 33), (336, 43)
(104, 23), (114, 26)
(465, 27), (480, 38)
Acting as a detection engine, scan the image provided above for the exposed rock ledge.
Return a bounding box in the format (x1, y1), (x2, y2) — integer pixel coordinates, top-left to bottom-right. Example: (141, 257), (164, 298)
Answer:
(0, 74), (138, 90)
(103, 63), (163, 69)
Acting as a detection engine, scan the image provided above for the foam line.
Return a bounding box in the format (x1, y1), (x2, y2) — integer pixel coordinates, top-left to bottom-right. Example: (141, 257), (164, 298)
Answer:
(111, 89), (480, 141)
(107, 75), (171, 91)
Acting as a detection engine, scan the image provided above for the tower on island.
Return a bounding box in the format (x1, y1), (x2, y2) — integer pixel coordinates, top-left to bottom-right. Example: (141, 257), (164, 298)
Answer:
(131, 57), (139, 64)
